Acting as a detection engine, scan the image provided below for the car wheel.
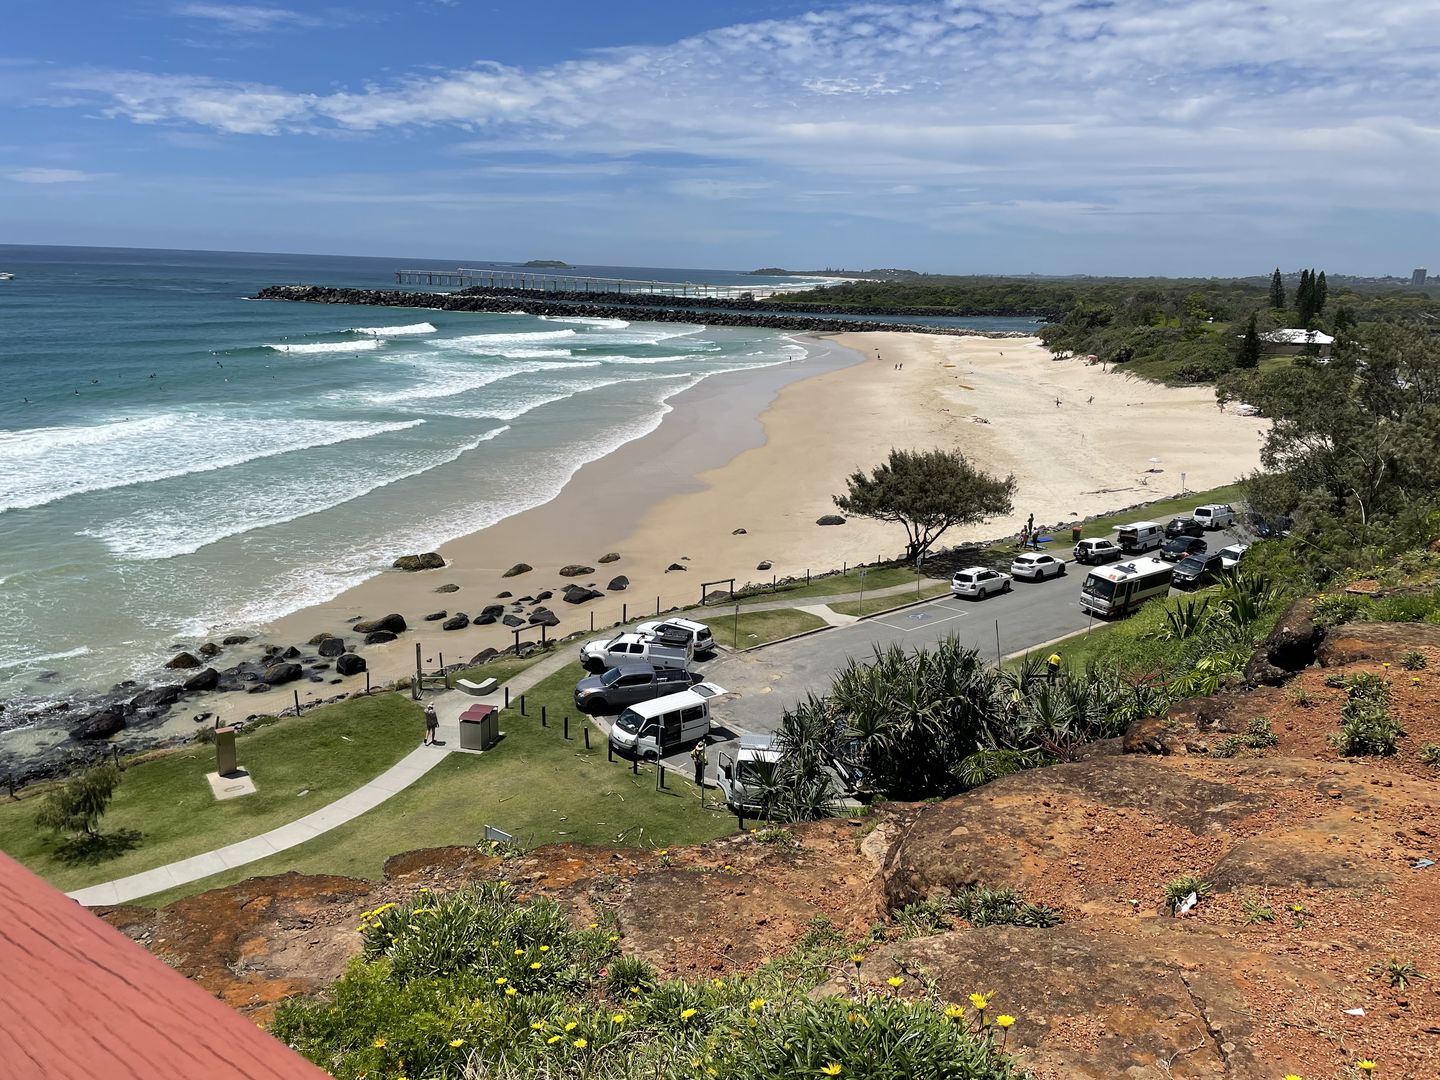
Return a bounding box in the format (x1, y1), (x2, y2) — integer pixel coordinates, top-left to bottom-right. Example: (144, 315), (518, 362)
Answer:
(1057, 563), (1066, 576)
(1002, 580), (1012, 594)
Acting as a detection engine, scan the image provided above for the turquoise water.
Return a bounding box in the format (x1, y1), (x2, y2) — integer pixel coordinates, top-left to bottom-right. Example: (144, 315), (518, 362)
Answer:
(0, 246), (1037, 718)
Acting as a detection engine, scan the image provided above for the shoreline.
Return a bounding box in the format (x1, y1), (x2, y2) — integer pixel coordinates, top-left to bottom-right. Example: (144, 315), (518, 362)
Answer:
(6, 327), (1268, 771)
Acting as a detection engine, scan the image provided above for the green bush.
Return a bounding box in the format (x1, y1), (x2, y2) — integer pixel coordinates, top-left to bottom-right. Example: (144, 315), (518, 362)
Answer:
(893, 885), (1061, 937)
(1399, 650), (1428, 671)
(1164, 875), (1212, 914)
(1331, 697), (1405, 756)
(1417, 743), (1440, 768)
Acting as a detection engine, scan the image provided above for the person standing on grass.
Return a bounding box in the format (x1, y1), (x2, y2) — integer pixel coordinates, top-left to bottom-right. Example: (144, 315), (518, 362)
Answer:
(423, 702), (439, 745)
(1046, 653), (1062, 684)
(691, 741), (707, 787)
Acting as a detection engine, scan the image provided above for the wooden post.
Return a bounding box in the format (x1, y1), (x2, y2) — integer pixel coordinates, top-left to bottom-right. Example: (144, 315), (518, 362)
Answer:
(414, 643), (422, 685)
(655, 596), (660, 616)
(365, 670), (371, 693)
(622, 602), (627, 623)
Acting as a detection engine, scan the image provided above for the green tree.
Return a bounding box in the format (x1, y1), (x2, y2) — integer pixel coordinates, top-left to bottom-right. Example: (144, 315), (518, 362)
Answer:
(833, 448), (1015, 561)
(1269, 268), (1286, 309)
(1236, 312), (1262, 369)
(35, 764), (122, 839)
(1316, 270), (1328, 314)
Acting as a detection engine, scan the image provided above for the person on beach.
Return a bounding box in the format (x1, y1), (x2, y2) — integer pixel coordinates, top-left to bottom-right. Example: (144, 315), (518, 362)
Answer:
(423, 702), (439, 746)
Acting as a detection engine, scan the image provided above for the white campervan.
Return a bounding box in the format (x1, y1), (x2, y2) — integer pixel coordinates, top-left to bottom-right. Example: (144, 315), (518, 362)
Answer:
(1079, 556), (1174, 618)
(1116, 521), (1163, 554)
(1192, 504), (1237, 530)
(608, 683), (726, 759)
(580, 632), (692, 673)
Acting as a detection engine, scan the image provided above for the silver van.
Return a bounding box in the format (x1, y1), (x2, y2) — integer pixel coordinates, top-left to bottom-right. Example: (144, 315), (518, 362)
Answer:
(1117, 521), (1163, 554)
(609, 683), (726, 759)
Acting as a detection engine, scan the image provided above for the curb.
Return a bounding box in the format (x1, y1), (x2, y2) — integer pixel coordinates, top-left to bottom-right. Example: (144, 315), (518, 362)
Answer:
(1000, 623), (1105, 665)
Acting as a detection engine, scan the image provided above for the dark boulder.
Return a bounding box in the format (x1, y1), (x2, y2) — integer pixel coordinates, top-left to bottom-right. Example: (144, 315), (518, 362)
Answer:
(469, 648), (500, 665)
(529, 609), (561, 627)
(666, 563), (688, 572)
(198, 642), (222, 658)
(598, 552), (621, 563)
(558, 564), (595, 577)
(435, 583), (461, 593)
(480, 604), (505, 618)
(495, 590), (513, 598)
(183, 667), (220, 693)
(392, 552), (446, 571)
(442, 613), (470, 631)
(502, 563), (533, 578)
(307, 632), (335, 646)
(335, 652), (367, 677)
(317, 637), (346, 658)
(132, 684), (183, 711)
(165, 651), (202, 670)
(221, 634), (251, 646)
(281, 645), (302, 660)
(502, 614), (525, 627)
(71, 707), (126, 741)
(1260, 599), (1321, 671)
(732, 528), (747, 535)
(608, 575), (629, 591)
(757, 560), (773, 571)
(517, 595), (535, 604)
(262, 662), (304, 685)
(365, 631), (398, 645)
(563, 585), (603, 604)
(424, 610), (448, 622)
(475, 613), (497, 626)
(535, 590), (553, 601)
(816, 514), (847, 526)
(353, 613), (406, 635)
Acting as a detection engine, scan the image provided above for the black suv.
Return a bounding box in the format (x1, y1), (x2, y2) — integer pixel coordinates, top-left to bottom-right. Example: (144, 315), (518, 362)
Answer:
(1172, 551), (1224, 589)
(1159, 535), (1207, 562)
(1165, 516), (1204, 539)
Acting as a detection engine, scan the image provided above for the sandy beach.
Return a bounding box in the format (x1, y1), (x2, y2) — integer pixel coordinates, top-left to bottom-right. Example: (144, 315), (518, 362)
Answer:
(186, 330), (1265, 726)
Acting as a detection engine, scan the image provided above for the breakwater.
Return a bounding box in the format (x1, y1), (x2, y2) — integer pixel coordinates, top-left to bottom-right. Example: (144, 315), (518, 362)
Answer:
(253, 285), (1035, 337)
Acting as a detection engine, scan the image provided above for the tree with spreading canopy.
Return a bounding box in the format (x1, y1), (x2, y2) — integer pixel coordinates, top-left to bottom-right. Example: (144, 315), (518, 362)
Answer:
(833, 447), (1015, 562)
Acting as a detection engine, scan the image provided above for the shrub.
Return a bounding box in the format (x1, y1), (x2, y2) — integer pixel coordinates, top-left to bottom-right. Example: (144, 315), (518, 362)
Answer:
(893, 886), (1062, 936)
(752, 826), (797, 847)
(1210, 736), (1245, 759)
(1212, 718), (1278, 758)
(34, 764), (122, 839)
(1240, 894), (1275, 925)
(1399, 650), (1428, 670)
(1164, 876), (1212, 914)
(1331, 699), (1405, 756)
(604, 955), (657, 996)
(1418, 743), (1440, 768)
(1369, 956), (1425, 989)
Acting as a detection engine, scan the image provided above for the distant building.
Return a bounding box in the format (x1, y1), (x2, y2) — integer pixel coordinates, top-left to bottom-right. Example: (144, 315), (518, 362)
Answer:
(1261, 328), (1334, 358)
(1413, 268), (1429, 287)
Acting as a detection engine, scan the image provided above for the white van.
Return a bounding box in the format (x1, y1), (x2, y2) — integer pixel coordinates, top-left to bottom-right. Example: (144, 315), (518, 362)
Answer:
(1192, 504), (1237, 530)
(716, 734), (782, 811)
(1079, 557), (1174, 617)
(609, 683), (726, 759)
(580, 632), (691, 672)
(1116, 521), (1163, 554)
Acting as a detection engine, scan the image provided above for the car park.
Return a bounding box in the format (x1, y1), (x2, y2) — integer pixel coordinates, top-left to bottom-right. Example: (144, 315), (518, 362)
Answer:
(1159, 535), (1207, 562)
(1192, 504), (1238, 530)
(1073, 537), (1123, 565)
(1010, 552), (1066, 581)
(1117, 521), (1164, 554)
(1171, 551), (1224, 589)
(573, 663), (695, 714)
(1218, 543), (1249, 570)
(951, 566), (1012, 599)
(635, 617), (715, 655)
(1165, 516), (1204, 539)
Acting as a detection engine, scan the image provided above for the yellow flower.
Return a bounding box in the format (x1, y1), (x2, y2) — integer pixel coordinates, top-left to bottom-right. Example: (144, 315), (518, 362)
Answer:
(612, 1013), (626, 1024)
(1356, 1063), (1376, 1073)
(749, 997), (766, 1011)
(608, 935), (620, 942)
(680, 1007), (698, 1020)
(850, 953), (865, 964)
(491, 939), (500, 946)
(969, 991), (992, 1010)
(1283, 1075), (1303, 1080)
(505, 987), (518, 996)
(658, 849), (668, 855)
(887, 977), (905, 988)
(495, 977), (507, 985)
(530, 1021), (545, 1031)
(944, 1004), (965, 1020)
(1382, 662), (1390, 668)
(547, 1034), (562, 1044)
(574, 1038), (588, 1049)
(514, 948), (524, 955)
(711, 978), (725, 988)
(449, 1038), (466, 1048)
(530, 962), (542, 970)
(996, 1015), (1016, 1028)
(821, 1065), (843, 1076)
(539, 945), (551, 952)
(372, 1037), (387, 1048)
(588, 922), (599, 929)
(565, 1022), (578, 1032)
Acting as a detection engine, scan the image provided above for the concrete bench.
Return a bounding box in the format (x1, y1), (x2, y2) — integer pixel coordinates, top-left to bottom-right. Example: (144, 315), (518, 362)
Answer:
(456, 677), (498, 696)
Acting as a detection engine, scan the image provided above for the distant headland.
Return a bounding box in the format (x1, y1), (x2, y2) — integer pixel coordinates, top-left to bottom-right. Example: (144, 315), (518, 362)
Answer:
(751, 267), (922, 280)
(522, 260), (573, 269)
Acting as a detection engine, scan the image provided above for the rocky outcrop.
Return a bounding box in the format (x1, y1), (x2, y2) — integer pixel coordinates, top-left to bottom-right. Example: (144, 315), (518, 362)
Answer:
(816, 514), (846, 526)
(198, 642), (222, 659)
(131, 685), (183, 712)
(558, 564), (595, 577)
(502, 563), (532, 578)
(501, 614), (524, 628)
(392, 553), (445, 571)
(165, 651), (202, 670)
(1243, 598), (1322, 687)
(423, 611), (447, 622)
(183, 667), (220, 693)
(335, 653), (366, 677)
(562, 585), (603, 604)
(70, 706), (127, 741)
(442, 614), (470, 631)
(757, 560), (773, 571)
(353, 614), (406, 636)
(435, 583), (460, 593)
(262, 663), (303, 686)
(528, 608), (561, 627)
(364, 631), (398, 645)
(607, 576), (629, 591)
(1318, 620), (1440, 667)
(221, 634), (252, 646)
(666, 563), (687, 572)
(317, 638), (346, 659)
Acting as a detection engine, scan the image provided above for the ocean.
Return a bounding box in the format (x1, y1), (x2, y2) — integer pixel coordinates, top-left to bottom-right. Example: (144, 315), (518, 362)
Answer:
(0, 245), (1037, 731)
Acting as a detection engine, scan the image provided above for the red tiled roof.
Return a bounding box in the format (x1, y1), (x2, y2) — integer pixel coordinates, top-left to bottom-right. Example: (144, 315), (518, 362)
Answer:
(0, 851), (330, 1080)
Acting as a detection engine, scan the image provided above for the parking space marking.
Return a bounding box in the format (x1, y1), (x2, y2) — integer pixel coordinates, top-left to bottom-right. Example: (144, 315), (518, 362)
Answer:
(873, 605), (971, 633)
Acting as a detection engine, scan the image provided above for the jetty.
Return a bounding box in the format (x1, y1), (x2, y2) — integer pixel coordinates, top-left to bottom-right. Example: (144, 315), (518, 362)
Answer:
(392, 267), (818, 299)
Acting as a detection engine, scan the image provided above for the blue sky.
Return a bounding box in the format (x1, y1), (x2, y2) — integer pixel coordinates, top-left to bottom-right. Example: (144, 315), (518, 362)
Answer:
(3, 1), (1438, 274)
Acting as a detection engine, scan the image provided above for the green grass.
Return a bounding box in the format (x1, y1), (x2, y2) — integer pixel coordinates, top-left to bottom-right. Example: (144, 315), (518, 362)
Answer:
(1078, 481), (1249, 538)
(446, 649), (553, 689)
(0, 693), (422, 893)
(735, 564), (927, 606)
(830, 582), (952, 617)
(718, 608), (828, 648)
(1004, 618), (1122, 672)
(138, 662), (734, 905)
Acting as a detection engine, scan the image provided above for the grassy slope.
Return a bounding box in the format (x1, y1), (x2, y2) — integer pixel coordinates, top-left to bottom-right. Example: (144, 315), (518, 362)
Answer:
(723, 608), (827, 648)
(736, 565), (928, 606)
(829, 582), (953, 617)
(0, 693), (422, 892)
(139, 662), (734, 905)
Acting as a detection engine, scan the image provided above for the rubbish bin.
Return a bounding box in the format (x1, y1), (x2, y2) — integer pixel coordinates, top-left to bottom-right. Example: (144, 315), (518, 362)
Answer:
(459, 704), (497, 751)
(1071, 525), (1083, 543)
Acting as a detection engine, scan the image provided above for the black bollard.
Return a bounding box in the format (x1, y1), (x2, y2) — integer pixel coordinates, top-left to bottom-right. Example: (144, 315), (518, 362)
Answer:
(520, 694), (526, 716)
(504, 686), (510, 708)
(632, 755), (638, 775)
(584, 726), (591, 749)
(564, 714), (570, 740)
(608, 739), (614, 762)
(540, 705), (547, 727)
(737, 806), (746, 830)
(655, 763), (663, 791)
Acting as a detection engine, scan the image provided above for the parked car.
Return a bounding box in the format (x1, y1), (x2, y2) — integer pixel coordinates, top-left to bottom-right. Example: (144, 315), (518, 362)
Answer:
(1010, 552), (1066, 581)
(1192, 503), (1237, 530)
(1171, 551), (1224, 589)
(1218, 543), (1249, 570)
(608, 682), (726, 760)
(1117, 521), (1164, 554)
(1159, 535), (1208, 562)
(573, 663), (695, 714)
(635, 617), (715, 655)
(1073, 537), (1123, 565)
(1245, 513), (1292, 539)
(951, 566), (1012, 599)
(1165, 516), (1204, 539)
(579, 632), (692, 673)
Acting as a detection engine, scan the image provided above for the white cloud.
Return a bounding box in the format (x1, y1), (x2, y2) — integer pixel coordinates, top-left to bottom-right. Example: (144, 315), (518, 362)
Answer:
(174, 3), (316, 33)
(5, 167), (98, 183)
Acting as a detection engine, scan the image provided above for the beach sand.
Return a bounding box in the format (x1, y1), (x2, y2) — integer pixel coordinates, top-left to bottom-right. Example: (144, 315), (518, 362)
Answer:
(193, 330), (1266, 725)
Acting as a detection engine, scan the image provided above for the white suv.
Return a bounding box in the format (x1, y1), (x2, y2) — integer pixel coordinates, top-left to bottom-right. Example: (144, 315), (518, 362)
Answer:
(951, 566), (1012, 599)
(1010, 552), (1066, 581)
(1192, 504), (1237, 530)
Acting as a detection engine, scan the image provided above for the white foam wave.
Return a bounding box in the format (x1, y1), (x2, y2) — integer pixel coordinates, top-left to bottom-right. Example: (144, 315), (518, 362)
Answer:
(350, 322), (436, 336)
(0, 645), (92, 673)
(356, 357), (602, 406)
(0, 414), (425, 513)
(267, 338), (383, 354)
(431, 372), (695, 422)
(85, 426), (510, 561)
(597, 352), (705, 366)
(539, 315), (631, 329)
(445, 329), (577, 347)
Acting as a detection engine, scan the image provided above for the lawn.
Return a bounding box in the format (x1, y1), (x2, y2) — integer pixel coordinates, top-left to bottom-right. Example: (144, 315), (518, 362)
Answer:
(1003, 617), (1122, 672)
(829, 582), (952, 617)
(719, 608), (827, 649)
(735, 564), (926, 606)
(0, 693), (422, 893)
(1077, 482), (1249, 538)
(446, 649), (553, 689)
(137, 661), (735, 906)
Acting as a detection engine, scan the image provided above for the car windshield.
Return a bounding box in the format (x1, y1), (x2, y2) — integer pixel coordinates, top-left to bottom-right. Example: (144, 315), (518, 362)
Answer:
(600, 668), (625, 686)
(1177, 557), (1205, 571)
(615, 709), (642, 734)
(1082, 575), (1116, 599)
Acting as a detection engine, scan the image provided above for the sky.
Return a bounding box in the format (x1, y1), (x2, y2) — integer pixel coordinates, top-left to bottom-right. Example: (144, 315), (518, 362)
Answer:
(3, 0), (1438, 275)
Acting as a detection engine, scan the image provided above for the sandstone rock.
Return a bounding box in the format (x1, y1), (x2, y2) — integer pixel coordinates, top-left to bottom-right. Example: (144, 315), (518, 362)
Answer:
(132, 685), (183, 711)
(165, 651), (202, 670)
(183, 668), (220, 693)
(757, 560), (773, 571)
(307, 632), (335, 646)
(598, 552), (621, 563)
(502, 614), (524, 628)
(435, 583), (460, 593)
(364, 631), (398, 645)
(262, 662), (304, 686)
(502, 563), (532, 578)
(424, 610), (447, 622)
(221, 634), (251, 646)
(392, 552), (445, 572)
(608, 575), (629, 591)
(317, 638), (346, 659)
(558, 564), (595, 577)
(198, 642), (222, 658)
(335, 653), (367, 677)
(353, 613), (406, 636)
(732, 528), (747, 535)
(71, 706), (126, 741)
(442, 613), (470, 631)
(529, 609), (561, 627)
(468, 648), (500, 665)
(1259, 598), (1321, 671)
(1317, 620), (1440, 667)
